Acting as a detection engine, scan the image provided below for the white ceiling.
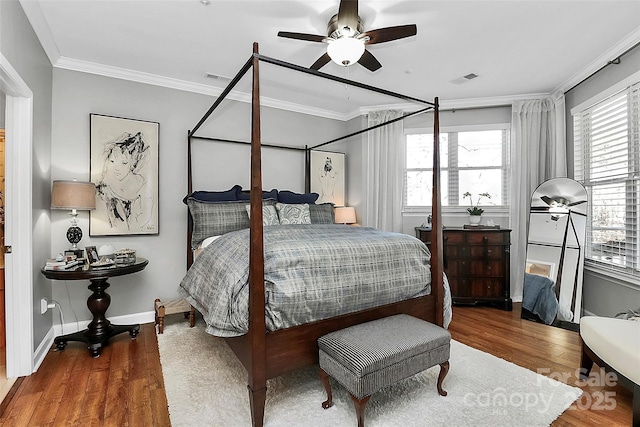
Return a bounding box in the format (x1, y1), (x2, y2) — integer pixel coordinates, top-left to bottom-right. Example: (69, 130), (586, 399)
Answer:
(20, 0), (640, 118)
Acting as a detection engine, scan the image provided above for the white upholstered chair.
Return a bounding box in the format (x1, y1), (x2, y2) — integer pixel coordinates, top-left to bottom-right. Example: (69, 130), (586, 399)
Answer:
(580, 316), (640, 426)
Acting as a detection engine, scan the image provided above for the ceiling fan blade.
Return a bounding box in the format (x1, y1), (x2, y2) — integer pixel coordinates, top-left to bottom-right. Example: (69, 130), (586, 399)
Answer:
(337, 0), (359, 31)
(310, 53), (331, 70)
(362, 24), (417, 44)
(277, 31), (326, 43)
(540, 195), (554, 206)
(567, 200), (587, 206)
(358, 49), (382, 72)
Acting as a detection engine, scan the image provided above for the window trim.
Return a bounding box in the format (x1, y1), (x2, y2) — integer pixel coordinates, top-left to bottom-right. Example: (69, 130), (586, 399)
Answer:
(573, 74), (640, 279)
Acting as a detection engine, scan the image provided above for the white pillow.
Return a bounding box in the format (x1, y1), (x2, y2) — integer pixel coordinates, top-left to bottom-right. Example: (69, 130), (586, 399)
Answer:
(276, 203), (311, 225)
(201, 235), (221, 249)
(245, 204), (280, 226)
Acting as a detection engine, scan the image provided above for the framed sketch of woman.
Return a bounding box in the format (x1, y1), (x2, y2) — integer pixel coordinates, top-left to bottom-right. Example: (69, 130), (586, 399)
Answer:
(90, 114), (159, 236)
(310, 150), (345, 206)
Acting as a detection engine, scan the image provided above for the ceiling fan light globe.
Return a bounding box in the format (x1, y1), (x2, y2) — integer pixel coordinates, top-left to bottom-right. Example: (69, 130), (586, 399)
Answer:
(327, 37), (365, 67)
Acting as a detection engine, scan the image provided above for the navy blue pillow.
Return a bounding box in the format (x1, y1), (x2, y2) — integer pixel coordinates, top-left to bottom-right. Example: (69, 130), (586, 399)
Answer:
(182, 185), (241, 204)
(278, 190), (319, 204)
(238, 188), (278, 201)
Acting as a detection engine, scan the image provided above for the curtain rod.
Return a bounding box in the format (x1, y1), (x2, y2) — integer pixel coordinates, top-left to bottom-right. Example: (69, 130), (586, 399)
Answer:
(565, 40), (640, 94)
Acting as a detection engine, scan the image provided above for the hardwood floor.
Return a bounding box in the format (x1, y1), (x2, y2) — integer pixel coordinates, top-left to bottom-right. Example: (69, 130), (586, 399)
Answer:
(0, 304), (632, 426)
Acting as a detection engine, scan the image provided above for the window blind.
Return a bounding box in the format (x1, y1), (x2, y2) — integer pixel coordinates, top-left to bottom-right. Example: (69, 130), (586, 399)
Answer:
(574, 81), (640, 278)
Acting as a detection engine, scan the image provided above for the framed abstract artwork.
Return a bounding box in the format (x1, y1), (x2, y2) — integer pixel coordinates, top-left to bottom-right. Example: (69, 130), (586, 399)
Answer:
(90, 114), (159, 236)
(310, 150), (345, 206)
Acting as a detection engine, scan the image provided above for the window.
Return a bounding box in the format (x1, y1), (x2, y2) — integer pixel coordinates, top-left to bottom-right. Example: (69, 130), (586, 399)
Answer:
(573, 80), (640, 279)
(404, 125), (510, 210)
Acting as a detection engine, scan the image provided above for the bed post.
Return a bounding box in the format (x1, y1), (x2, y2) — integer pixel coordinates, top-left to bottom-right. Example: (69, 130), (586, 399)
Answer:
(430, 98), (444, 326)
(247, 42), (267, 427)
(304, 145), (311, 193)
(187, 131), (194, 269)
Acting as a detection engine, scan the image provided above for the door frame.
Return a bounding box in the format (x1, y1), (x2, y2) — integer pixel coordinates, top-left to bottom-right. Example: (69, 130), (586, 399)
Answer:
(0, 52), (34, 377)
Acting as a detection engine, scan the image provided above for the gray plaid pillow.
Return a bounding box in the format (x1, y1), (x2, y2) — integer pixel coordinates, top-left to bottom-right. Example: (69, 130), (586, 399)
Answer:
(187, 198), (276, 249)
(309, 203), (335, 224)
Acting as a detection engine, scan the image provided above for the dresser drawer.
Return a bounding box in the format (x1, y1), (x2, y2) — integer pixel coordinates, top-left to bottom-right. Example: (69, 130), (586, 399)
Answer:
(467, 232), (508, 245)
(471, 278), (505, 298)
(470, 259), (505, 277)
(469, 245), (505, 259)
(443, 232), (465, 245)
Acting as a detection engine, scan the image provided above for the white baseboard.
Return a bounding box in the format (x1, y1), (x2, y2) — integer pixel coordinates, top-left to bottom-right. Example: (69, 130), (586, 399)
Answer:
(54, 310), (156, 336)
(33, 327), (55, 373)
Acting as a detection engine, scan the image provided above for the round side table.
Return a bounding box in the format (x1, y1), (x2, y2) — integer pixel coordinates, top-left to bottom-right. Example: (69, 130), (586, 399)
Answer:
(41, 257), (149, 358)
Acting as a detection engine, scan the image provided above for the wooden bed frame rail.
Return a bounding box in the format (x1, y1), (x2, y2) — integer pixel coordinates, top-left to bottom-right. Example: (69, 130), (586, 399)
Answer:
(187, 42), (442, 427)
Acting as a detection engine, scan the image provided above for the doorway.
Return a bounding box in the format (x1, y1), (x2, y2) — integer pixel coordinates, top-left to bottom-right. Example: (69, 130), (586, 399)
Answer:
(0, 127), (10, 401)
(1, 52), (35, 380)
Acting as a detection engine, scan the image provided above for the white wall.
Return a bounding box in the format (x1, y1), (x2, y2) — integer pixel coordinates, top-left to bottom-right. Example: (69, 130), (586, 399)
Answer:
(1, 0), (53, 349)
(50, 68), (347, 321)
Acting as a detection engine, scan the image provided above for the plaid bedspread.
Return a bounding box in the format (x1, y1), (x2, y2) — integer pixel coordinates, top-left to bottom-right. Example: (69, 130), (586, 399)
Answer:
(179, 224), (432, 337)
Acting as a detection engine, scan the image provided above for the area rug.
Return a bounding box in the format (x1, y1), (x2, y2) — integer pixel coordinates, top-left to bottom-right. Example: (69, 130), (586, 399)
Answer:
(157, 317), (581, 426)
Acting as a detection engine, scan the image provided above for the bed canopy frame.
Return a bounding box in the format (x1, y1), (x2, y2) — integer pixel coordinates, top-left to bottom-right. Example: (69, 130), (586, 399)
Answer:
(186, 42), (443, 427)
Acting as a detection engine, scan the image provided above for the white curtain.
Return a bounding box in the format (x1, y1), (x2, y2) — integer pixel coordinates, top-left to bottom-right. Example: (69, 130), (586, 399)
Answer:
(364, 110), (404, 232)
(510, 91), (567, 301)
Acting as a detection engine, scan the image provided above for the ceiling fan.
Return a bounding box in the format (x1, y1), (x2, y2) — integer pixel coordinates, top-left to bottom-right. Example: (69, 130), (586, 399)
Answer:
(277, 0), (417, 72)
(531, 196), (587, 214)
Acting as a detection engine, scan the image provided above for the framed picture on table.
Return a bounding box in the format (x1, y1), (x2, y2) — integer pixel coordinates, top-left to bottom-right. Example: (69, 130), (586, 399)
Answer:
(90, 114), (159, 236)
(310, 150), (345, 206)
(85, 245), (100, 264)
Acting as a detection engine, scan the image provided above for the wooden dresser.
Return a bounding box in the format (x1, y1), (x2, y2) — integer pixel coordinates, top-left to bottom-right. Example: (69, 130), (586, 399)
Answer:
(415, 227), (512, 311)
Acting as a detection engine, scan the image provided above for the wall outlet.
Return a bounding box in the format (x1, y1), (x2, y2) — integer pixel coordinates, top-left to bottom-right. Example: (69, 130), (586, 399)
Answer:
(40, 298), (56, 314)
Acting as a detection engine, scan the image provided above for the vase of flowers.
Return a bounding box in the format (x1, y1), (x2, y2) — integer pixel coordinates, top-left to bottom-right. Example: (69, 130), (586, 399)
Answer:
(463, 191), (491, 224)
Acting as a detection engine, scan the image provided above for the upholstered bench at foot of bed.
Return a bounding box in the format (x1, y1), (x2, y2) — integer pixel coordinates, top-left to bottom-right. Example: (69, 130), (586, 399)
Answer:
(154, 298), (195, 334)
(318, 314), (451, 427)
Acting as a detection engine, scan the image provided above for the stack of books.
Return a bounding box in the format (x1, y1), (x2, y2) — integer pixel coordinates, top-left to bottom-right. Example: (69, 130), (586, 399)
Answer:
(44, 255), (81, 271)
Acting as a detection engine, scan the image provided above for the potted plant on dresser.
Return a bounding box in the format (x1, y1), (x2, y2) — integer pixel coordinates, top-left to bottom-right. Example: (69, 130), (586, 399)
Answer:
(463, 191), (491, 225)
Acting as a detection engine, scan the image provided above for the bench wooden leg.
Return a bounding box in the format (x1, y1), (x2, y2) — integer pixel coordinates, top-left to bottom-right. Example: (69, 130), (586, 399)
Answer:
(349, 393), (371, 427)
(154, 299), (166, 334)
(319, 368), (333, 409)
(437, 361), (450, 396)
(189, 306), (196, 327)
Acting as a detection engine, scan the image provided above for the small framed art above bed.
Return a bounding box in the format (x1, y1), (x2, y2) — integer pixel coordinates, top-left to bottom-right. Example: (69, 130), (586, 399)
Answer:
(180, 43), (444, 427)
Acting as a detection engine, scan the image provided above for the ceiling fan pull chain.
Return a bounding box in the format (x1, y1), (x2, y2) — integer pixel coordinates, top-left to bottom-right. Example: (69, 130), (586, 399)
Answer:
(345, 66), (351, 100)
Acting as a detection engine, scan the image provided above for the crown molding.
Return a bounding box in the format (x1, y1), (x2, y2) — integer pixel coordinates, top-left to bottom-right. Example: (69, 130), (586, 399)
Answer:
(54, 56), (347, 121)
(57, 55), (545, 122)
(554, 26), (640, 93)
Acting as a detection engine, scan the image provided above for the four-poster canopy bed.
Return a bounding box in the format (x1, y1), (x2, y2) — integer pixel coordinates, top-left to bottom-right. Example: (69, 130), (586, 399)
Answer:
(180, 43), (444, 427)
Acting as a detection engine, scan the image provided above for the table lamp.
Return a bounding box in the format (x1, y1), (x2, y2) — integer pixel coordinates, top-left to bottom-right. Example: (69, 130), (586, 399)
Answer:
(334, 206), (357, 225)
(51, 180), (96, 249)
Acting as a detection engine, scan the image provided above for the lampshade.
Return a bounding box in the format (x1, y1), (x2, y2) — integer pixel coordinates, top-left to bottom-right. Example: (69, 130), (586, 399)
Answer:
(335, 206), (357, 224)
(51, 180), (96, 210)
(327, 37), (365, 66)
